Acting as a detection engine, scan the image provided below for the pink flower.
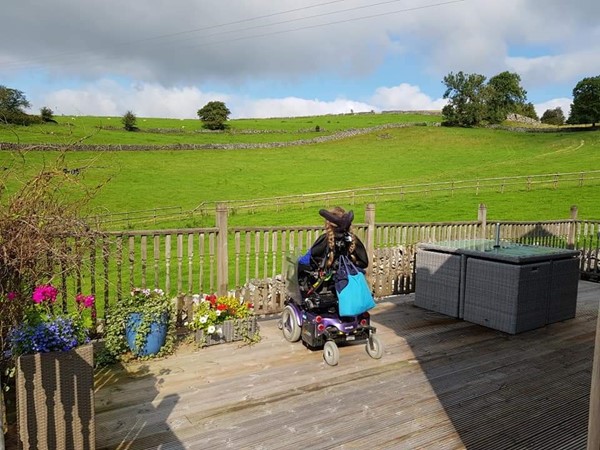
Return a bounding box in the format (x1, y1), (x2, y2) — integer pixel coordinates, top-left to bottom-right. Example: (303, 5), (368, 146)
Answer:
(83, 295), (95, 309)
(76, 293), (95, 309)
(32, 285), (58, 304)
(7, 292), (17, 301)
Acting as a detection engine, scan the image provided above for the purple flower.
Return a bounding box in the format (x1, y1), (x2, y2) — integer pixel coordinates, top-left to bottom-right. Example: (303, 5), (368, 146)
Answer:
(7, 292), (17, 301)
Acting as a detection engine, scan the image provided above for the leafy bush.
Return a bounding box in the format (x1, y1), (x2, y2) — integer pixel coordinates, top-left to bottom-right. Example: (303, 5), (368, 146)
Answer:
(197, 101), (231, 130)
(40, 106), (56, 123)
(122, 110), (138, 131)
(541, 107), (565, 126)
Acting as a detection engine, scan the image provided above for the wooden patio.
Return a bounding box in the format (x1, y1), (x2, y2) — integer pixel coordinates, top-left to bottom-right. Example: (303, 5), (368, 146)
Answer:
(94, 280), (600, 450)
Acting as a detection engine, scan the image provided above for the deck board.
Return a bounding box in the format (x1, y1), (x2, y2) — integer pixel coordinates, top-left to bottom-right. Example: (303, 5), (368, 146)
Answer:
(95, 280), (600, 449)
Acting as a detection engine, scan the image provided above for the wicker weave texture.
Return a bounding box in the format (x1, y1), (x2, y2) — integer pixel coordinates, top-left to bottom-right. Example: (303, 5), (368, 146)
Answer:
(16, 344), (95, 450)
(463, 259), (551, 334)
(548, 258), (580, 323)
(415, 250), (462, 318)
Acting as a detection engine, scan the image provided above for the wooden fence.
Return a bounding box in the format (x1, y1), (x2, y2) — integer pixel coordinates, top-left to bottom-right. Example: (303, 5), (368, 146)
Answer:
(55, 204), (600, 325)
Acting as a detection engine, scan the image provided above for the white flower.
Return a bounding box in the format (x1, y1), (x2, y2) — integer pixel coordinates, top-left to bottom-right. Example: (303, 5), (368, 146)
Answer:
(216, 327), (223, 336)
(183, 321), (188, 326)
(192, 294), (201, 304)
(216, 310), (221, 317)
(207, 325), (216, 334)
(199, 316), (208, 324)
(153, 288), (164, 296)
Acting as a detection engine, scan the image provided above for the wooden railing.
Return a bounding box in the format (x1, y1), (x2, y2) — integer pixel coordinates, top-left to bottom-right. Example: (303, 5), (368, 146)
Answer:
(54, 204), (600, 324)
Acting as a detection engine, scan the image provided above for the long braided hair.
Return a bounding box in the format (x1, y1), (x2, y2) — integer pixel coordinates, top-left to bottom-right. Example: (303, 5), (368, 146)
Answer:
(324, 206), (356, 268)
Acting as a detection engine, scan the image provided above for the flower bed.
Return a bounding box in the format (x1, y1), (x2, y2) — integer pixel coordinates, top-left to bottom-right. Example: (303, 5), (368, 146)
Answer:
(188, 294), (259, 346)
(194, 316), (258, 346)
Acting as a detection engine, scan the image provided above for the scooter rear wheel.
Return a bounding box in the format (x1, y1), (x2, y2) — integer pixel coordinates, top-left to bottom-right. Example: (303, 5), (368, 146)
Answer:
(281, 305), (301, 342)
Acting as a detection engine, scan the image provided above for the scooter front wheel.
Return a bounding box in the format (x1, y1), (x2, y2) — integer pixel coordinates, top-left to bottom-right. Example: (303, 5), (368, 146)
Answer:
(366, 334), (384, 359)
(323, 341), (340, 366)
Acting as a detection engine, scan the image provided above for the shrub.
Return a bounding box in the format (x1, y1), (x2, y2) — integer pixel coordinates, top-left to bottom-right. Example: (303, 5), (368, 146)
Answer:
(122, 110), (138, 131)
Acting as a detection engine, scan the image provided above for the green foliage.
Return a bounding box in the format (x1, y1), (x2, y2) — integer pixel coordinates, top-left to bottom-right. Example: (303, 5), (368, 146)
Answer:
(485, 72), (528, 123)
(188, 294), (254, 332)
(0, 85), (30, 113)
(122, 110), (138, 131)
(541, 107), (566, 126)
(568, 75), (600, 126)
(197, 101), (231, 130)
(442, 71), (531, 126)
(100, 288), (175, 364)
(442, 71), (488, 126)
(40, 106), (55, 123)
(514, 102), (539, 120)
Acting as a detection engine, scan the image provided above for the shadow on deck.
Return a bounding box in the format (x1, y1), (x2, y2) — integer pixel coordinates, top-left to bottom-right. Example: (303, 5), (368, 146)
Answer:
(94, 281), (600, 449)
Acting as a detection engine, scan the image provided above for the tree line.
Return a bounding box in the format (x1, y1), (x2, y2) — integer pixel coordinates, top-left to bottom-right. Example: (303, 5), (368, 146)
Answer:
(441, 72), (600, 127)
(1, 74), (599, 130)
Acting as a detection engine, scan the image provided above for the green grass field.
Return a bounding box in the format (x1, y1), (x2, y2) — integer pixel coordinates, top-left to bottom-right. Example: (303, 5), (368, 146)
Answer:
(2, 113), (599, 228)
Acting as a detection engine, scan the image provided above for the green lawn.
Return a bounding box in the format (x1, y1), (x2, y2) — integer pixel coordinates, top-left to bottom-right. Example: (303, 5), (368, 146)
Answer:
(2, 114), (599, 228)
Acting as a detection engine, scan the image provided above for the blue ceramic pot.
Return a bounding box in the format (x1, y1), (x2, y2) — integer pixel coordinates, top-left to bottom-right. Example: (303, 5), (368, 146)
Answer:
(125, 312), (168, 356)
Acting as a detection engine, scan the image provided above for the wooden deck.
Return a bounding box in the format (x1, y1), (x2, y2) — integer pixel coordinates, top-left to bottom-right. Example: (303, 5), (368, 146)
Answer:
(95, 281), (600, 450)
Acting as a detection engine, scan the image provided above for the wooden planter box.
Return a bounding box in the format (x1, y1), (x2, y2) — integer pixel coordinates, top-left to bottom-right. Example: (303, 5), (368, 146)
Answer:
(195, 317), (258, 346)
(16, 344), (95, 450)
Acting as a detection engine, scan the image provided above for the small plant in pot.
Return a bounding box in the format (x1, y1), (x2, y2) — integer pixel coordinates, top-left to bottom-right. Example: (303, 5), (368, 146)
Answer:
(102, 288), (175, 362)
(187, 294), (259, 346)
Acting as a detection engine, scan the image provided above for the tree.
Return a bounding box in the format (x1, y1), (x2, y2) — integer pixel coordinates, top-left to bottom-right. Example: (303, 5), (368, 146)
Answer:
(442, 71), (533, 126)
(541, 107), (565, 126)
(442, 71), (488, 126)
(514, 102), (538, 121)
(485, 71), (528, 124)
(40, 106), (56, 123)
(0, 85), (30, 113)
(197, 101), (231, 130)
(122, 110), (138, 131)
(0, 85), (39, 125)
(568, 76), (600, 126)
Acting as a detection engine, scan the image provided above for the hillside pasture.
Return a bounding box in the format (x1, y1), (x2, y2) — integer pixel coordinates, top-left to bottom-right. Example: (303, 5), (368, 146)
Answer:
(1, 115), (600, 229)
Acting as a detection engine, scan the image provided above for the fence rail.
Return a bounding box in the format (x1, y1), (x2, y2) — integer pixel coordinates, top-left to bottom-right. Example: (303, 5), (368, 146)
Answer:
(87, 170), (600, 228)
(53, 204), (600, 326)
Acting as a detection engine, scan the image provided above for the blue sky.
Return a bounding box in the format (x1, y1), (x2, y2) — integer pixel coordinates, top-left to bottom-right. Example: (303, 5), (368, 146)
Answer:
(2, 0), (599, 119)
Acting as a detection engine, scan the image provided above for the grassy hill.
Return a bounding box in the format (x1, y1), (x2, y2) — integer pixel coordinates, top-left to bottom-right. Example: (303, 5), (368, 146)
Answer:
(1, 113), (599, 228)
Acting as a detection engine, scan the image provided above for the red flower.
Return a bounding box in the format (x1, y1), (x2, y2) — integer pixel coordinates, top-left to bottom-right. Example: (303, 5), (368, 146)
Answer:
(216, 303), (227, 311)
(206, 294), (217, 305)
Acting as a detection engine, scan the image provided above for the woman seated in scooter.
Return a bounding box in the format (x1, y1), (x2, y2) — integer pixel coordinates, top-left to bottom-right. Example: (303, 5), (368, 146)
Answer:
(297, 206), (368, 297)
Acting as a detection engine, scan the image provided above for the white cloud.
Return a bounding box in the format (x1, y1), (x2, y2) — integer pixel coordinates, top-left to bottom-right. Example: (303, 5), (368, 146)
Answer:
(534, 98), (572, 118)
(507, 48), (600, 86)
(36, 80), (452, 119)
(41, 81), (227, 119)
(234, 97), (374, 119)
(370, 83), (446, 111)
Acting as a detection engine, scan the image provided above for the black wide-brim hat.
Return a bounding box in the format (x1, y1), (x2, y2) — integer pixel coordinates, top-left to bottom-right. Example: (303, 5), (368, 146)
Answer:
(319, 209), (354, 231)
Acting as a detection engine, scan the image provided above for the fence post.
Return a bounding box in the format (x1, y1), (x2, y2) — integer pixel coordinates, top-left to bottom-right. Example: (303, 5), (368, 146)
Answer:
(365, 203), (376, 281)
(216, 203), (229, 296)
(588, 301), (600, 450)
(478, 203), (487, 239)
(567, 205), (578, 250)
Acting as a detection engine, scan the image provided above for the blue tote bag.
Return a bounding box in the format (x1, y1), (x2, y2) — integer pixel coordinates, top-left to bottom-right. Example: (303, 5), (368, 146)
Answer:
(335, 255), (376, 316)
